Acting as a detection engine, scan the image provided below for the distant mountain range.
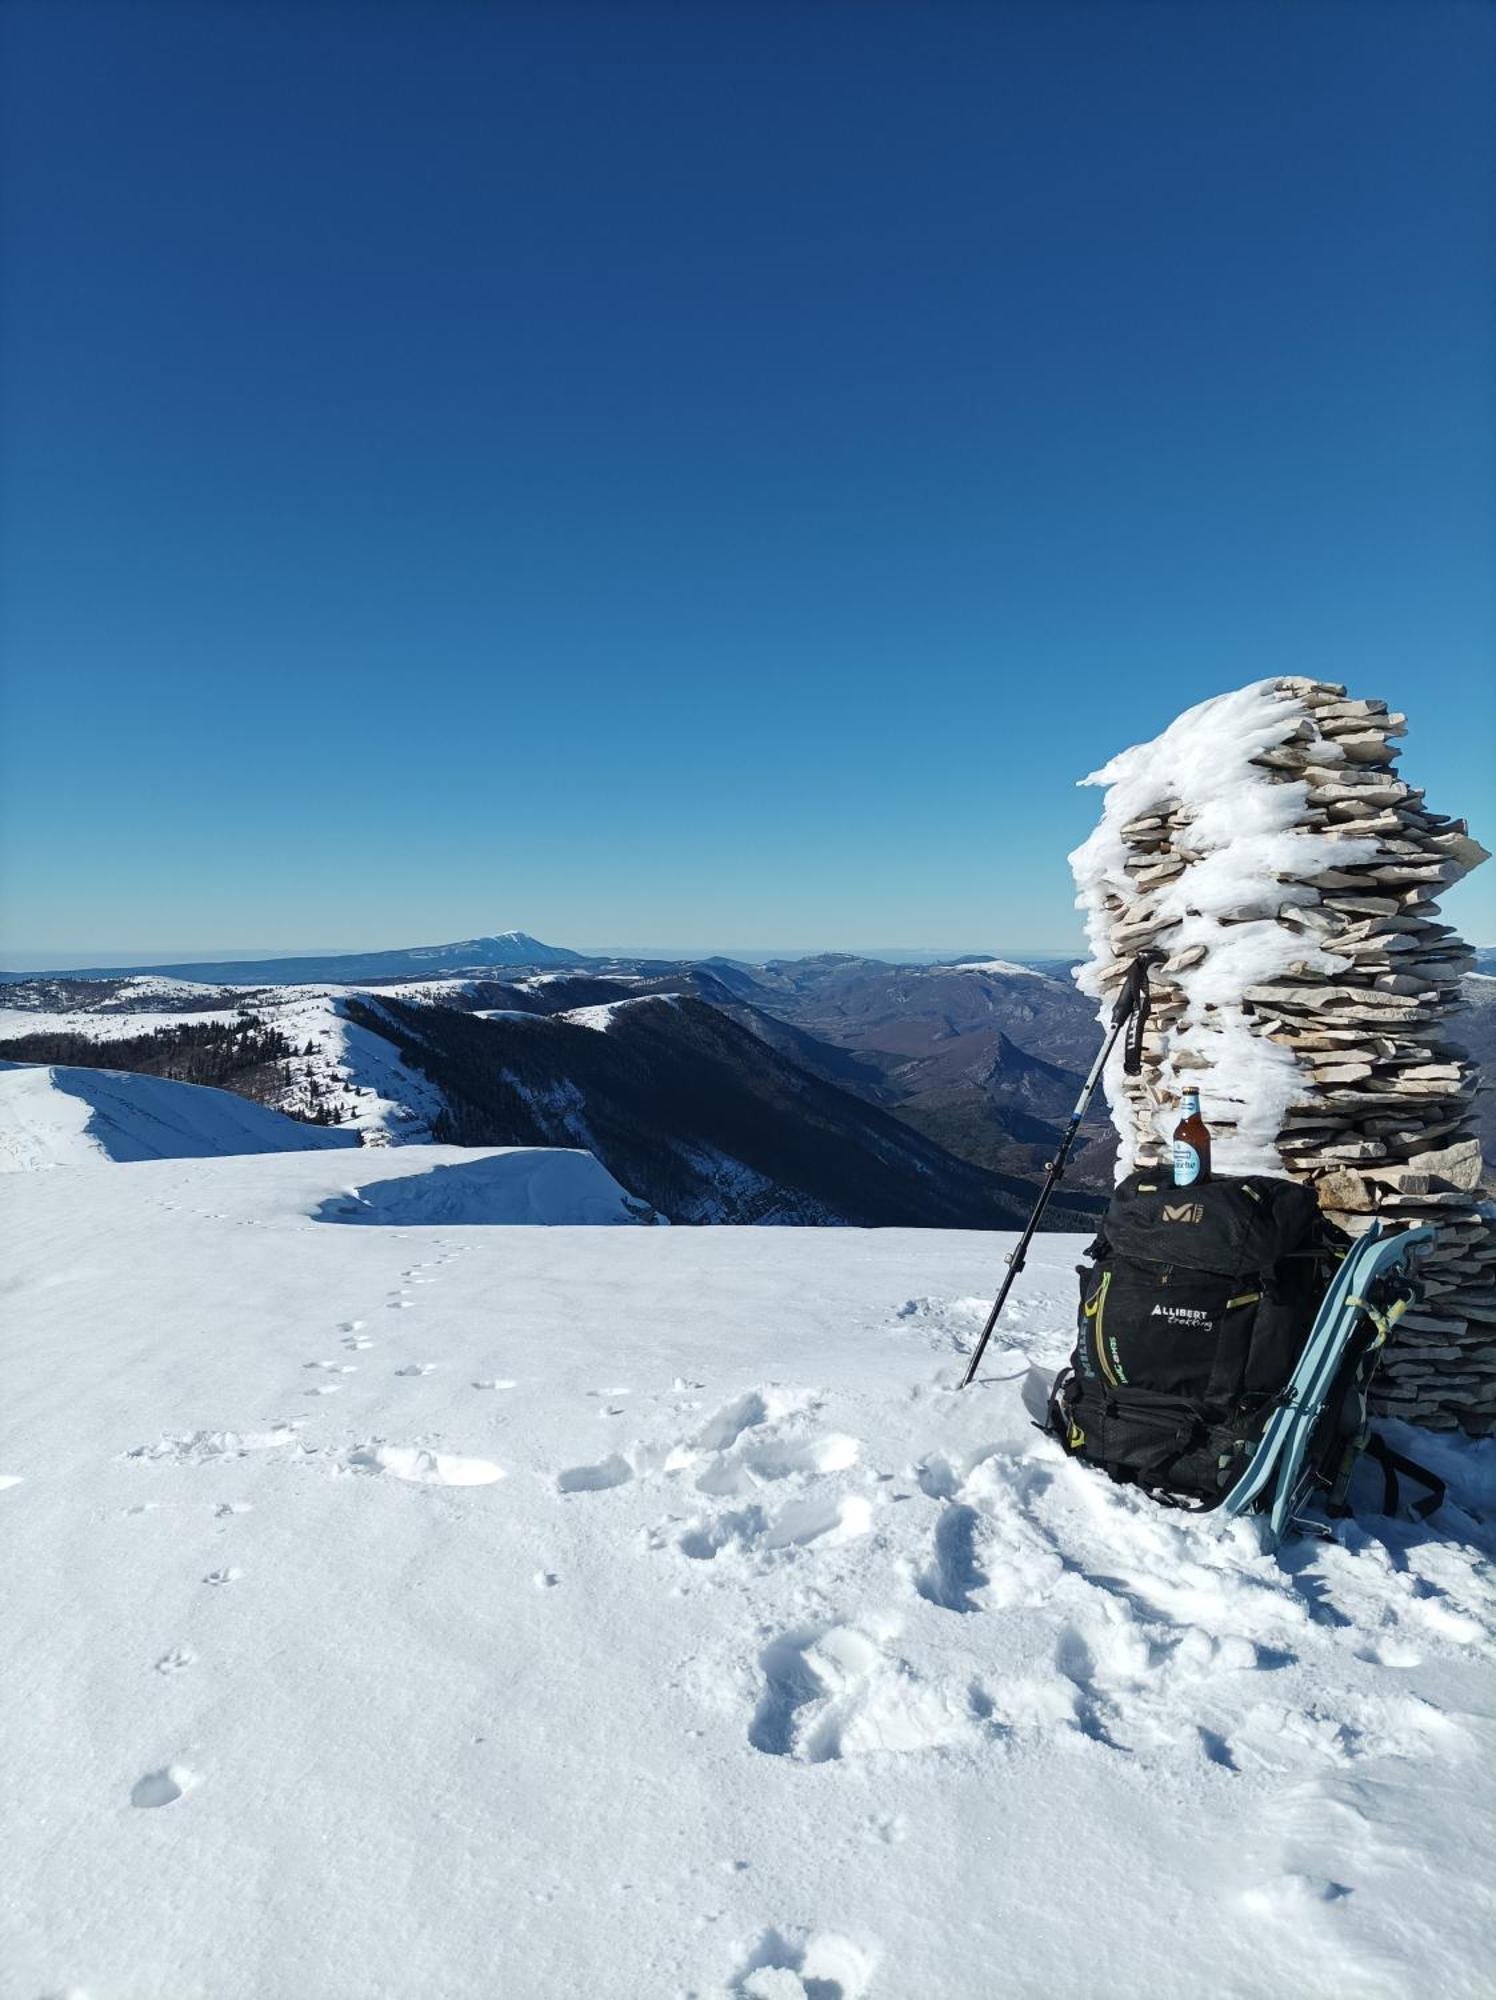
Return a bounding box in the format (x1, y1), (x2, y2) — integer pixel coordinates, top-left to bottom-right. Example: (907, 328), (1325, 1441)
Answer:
(0, 931), (586, 987)
(346, 988), (1096, 1230)
(2, 930), (1487, 1218)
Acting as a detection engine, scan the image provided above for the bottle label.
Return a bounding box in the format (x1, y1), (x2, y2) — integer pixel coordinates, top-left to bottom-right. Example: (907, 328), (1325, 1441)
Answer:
(1172, 1141), (1202, 1187)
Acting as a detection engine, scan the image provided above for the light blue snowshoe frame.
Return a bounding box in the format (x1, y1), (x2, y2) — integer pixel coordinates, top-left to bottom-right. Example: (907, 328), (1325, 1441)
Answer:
(1219, 1221), (1434, 1551)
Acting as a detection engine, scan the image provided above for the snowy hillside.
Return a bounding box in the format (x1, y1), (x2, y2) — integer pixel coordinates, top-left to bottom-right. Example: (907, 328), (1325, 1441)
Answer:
(0, 1062), (359, 1172)
(0, 984), (455, 1146)
(4, 1150), (1495, 1998)
(2, 982), (1063, 1227)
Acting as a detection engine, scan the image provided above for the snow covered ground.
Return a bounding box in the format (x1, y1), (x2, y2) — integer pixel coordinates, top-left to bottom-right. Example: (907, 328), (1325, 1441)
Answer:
(5, 1150), (1496, 1999)
(0, 984), (456, 1146)
(0, 1062), (360, 1172)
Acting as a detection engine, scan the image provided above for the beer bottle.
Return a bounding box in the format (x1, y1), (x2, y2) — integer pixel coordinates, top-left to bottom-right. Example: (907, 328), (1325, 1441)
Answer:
(1171, 1086), (1212, 1187)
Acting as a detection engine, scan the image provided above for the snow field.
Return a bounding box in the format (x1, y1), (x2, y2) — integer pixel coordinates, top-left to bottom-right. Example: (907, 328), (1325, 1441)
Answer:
(3, 1150), (1495, 1998)
(0, 981), (458, 1148)
(0, 1062), (360, 1172)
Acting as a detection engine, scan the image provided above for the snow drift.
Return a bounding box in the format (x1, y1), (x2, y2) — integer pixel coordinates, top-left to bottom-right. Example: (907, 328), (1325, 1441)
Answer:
(0, 1061), (359, 1172)
(313, 1147), (658, 1226)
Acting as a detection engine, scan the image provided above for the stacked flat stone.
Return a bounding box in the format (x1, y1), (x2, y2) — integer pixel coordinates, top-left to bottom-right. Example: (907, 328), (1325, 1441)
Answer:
(1086, 678), (1494, 1434)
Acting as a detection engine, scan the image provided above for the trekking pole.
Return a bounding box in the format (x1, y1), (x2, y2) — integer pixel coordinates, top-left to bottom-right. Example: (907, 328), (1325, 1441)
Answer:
(959, 948), (1164, 1390)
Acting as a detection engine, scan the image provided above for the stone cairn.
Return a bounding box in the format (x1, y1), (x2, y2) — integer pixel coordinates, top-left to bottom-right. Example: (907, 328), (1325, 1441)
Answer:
(1076, 677), (1493, 1434)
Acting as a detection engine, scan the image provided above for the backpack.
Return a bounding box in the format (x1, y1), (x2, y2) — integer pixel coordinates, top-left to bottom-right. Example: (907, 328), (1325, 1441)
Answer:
(1047, 1171), (1339, 1511)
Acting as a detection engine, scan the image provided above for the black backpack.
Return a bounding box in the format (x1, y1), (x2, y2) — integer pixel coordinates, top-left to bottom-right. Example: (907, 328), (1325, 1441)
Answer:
(1048, 1170), (1335, 1509)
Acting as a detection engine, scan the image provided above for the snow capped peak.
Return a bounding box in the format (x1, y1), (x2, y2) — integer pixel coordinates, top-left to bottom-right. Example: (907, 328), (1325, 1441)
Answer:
(406, 931), (582, 968)
(950, 958), (1050, 980)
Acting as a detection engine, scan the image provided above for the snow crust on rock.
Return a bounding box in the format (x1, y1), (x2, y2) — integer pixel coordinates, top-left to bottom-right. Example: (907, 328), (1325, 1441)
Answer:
(3, 1149), (1495, 1997)
(1070, 681), (1379, 1174)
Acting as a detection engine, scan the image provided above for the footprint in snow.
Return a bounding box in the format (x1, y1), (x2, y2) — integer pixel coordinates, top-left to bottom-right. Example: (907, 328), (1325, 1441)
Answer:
(696, 1432), (858, 1499)
(729, 1927), (877, 1999)
(131, 1764), (200, 1808)
(694, 1391), (770, 1453)
(916, 1503), (989, 1614)
(749, 1621), (975, 1763)
(202, 1567), (242, 1587)
(347, 1445), (504, 1487)
(154, 1647), (196, 1675)
(473, 1379), (517, 1392)
(556, 1455), (633, 1493)
(395, 1363), (437, 1378)
(214, 1501), (252, 1518)
(677, 1493), (874, 1563)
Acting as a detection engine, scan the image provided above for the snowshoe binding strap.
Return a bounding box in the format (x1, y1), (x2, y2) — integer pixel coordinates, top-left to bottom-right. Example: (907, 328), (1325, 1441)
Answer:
(1363, 1432), (1446, 1523)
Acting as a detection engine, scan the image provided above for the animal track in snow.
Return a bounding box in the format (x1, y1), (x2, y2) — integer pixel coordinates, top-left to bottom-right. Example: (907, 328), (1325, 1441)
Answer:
(203, 1567), (242, 1587)
(154, 1647), (196, 1675)
(347, 1445), (504, 1487)
(131, 1764), (199, 1808)
(729, 1928), (877, 1999)
(343, 1335), (374, 1351)
(214, 1501), (252, 1518)
(473, 1378), (517, 1391)
(395, 1363), (437, 1378)
(556, 1454), (633, 1493)
(305, 1361), (357, 1374)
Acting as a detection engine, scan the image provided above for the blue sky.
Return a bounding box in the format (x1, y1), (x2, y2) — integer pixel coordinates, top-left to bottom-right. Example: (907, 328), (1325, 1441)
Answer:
(1, 0), (1492, 967)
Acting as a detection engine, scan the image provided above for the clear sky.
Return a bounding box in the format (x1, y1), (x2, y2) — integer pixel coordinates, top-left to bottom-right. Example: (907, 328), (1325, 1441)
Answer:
(2, 0), (1493, 968)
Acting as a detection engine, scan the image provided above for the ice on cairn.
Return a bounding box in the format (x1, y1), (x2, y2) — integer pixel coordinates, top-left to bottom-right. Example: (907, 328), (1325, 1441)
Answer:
(1071, 677), (1493, 1433)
